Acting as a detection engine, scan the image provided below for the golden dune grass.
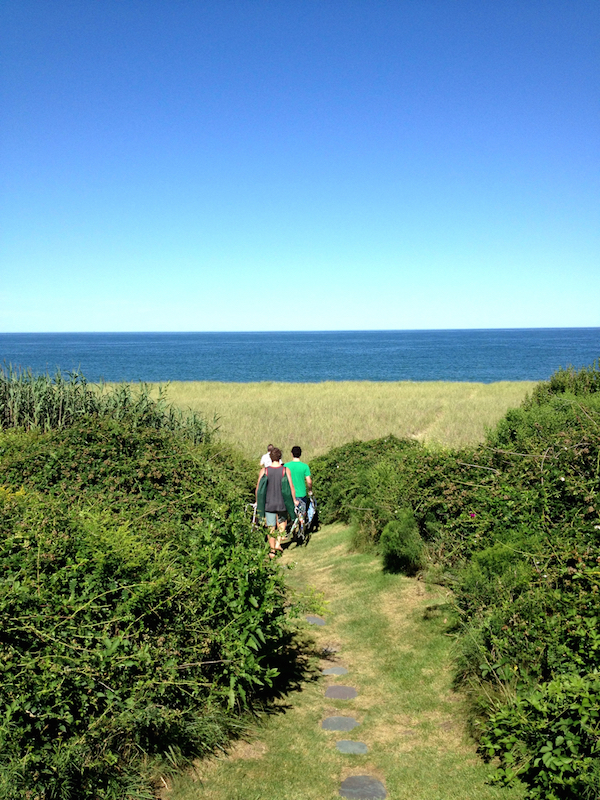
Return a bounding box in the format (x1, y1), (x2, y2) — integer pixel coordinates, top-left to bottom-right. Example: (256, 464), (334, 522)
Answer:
(156, 381), (536, 462)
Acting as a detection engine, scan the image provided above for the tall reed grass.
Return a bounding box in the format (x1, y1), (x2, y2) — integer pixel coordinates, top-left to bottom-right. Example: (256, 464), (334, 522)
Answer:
(0, 365), (214, 443)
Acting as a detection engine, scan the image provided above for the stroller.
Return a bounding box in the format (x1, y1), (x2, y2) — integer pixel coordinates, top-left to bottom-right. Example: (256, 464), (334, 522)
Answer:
(254, 466), (318, 548)
(283, 493), (319, 547)
(250, 493), (319, 548)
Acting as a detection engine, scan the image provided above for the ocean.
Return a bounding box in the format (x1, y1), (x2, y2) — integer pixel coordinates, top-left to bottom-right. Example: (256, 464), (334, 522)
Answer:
(0, 329), (598, 384)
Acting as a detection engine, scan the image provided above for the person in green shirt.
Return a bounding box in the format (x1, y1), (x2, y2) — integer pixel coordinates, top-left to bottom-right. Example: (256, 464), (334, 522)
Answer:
(285, 446), (312, 513)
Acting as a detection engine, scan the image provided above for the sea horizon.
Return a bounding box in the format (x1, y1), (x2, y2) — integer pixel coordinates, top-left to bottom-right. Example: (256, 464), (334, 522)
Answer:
(1, 328), (599, 385)
(4, 326), (598, 333)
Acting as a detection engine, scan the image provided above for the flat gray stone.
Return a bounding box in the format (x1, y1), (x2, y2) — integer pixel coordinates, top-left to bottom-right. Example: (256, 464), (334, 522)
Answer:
(326, 685), (358, 700)
(305, 615), (326, 626)
(339, 775), (386, 799)
(322, 666), (349, 676)
(336, 740), (368, 755)
(322, 716), (359, 732)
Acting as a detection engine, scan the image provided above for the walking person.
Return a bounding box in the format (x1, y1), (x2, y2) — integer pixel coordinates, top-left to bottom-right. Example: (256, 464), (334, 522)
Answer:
(285, 446), (312, 516)
(260, 444), (274, 469)
(256, 448), (297, 558)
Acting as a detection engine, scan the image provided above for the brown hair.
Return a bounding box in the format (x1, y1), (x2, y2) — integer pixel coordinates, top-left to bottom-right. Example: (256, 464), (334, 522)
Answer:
(271, 447), (282, 462)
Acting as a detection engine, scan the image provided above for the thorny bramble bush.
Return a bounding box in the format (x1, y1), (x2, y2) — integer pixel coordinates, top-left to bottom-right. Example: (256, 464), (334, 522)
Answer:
(0, 385), (295, 799)
(312, 359), (600, 798)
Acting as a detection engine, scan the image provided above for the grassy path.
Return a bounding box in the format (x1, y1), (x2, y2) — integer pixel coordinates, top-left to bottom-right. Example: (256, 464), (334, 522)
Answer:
(165, 525), (524, 800)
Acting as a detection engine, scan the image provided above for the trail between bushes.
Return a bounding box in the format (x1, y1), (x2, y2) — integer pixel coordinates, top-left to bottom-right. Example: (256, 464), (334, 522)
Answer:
(165, 524), (524, 800)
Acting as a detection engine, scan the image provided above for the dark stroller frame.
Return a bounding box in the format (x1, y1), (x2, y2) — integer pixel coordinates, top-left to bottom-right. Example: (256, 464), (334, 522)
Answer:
(249, 494), (318, 548)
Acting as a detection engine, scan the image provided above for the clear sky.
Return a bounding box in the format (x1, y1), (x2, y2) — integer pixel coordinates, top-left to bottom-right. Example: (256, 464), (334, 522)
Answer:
(1, 1), (598, 332)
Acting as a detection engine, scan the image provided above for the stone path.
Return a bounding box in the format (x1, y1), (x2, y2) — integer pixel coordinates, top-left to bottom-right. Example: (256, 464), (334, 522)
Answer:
(306, 615), (387, 799)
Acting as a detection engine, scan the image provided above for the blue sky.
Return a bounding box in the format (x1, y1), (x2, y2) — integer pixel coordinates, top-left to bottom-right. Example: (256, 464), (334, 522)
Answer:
(1, 1), (598, 332)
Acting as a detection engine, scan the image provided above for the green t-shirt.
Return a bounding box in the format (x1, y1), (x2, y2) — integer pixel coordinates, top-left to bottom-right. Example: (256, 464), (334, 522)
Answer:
(285, 460), (311, 498)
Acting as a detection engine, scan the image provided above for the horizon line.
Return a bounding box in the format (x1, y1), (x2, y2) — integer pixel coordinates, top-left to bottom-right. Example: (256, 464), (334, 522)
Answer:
(2, 326), (599, 336)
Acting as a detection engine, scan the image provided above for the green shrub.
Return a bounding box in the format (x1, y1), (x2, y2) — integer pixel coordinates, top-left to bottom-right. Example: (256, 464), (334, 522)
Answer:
(310, 436), (420, 525)
(480, 673), (600, 799)
(0, 373), (294, 799)
(311, 359), (600, 798)
(526, 357), (600, 405)
(311, 434), (478, 551)
(379, 510), (424, 574)
(0, 416), (255, 528)
(0, 486), (288, 799)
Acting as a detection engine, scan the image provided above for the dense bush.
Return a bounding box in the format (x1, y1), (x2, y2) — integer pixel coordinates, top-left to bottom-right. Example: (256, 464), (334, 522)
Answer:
(0, 415), (255, 529)
(0, 487), (287, 799)
(380, 510), (424, 574)
(310, 436), (421, 526)
(431, 380), (600, 798)
(314, 359), (600, 798)
(0, 387), (292, 799)
(480, 673), (600, 800)
(525, 357), (600, 405)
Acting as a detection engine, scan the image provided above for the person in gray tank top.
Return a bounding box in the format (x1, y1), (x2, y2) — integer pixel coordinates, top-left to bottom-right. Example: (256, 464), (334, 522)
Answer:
(256, 448), (297, 557)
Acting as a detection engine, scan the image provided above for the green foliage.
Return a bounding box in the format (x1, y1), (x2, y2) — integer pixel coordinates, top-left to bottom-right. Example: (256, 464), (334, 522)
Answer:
(311, 432), (485, 555)
(526, 357), (600, 406)
(310, 436), (421, 526)
(0, 416), (255, 528)
(0, 365), (215, 443)
(380, 509), (424, 574)
(0, 486), (288, 799)
(311, 358), (600, 798)
(0, 375), (294, 799)
(480, 673), (600, 799)
(435, 371), (600, 797)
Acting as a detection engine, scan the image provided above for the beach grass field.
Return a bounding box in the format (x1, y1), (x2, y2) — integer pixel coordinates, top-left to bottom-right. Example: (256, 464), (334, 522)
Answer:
(158, 380), (536, 462)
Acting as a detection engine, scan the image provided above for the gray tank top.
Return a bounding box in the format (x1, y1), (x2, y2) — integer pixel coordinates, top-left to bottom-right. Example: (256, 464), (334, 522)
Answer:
(265, 466), (286, 512)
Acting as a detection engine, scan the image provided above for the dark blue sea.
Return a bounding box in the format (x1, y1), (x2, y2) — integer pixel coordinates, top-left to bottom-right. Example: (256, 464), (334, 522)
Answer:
(0, 330), (598, 384)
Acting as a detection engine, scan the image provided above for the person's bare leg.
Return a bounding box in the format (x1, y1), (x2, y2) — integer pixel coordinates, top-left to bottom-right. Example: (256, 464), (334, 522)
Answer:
(274, 516), (287, 550)
(267, 529), (278, 557)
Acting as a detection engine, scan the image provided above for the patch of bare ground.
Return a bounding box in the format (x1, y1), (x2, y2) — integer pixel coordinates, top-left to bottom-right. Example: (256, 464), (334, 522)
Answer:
(363, 708), (473, 757)
(402, 709), (473, 752)
(319, 639), (345, 656)
(287, 562), (349, 603)
(185, 730), (271, 784)
(380, 578), (450, 624)
(313, 563), (334, 573)
(224, 738), (269, 761)
(366, 713), (421, 751)
(159, 735), (270, 797)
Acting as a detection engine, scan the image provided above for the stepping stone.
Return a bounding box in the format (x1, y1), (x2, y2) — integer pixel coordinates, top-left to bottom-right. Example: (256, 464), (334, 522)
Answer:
(339, 775), (387, 799)
(322, 716), (359, 732)
(325, 685), (358, 700)
(305, 615), (326, 626)
(322, 666), (349, 676)
(336, 740), (368, 755)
